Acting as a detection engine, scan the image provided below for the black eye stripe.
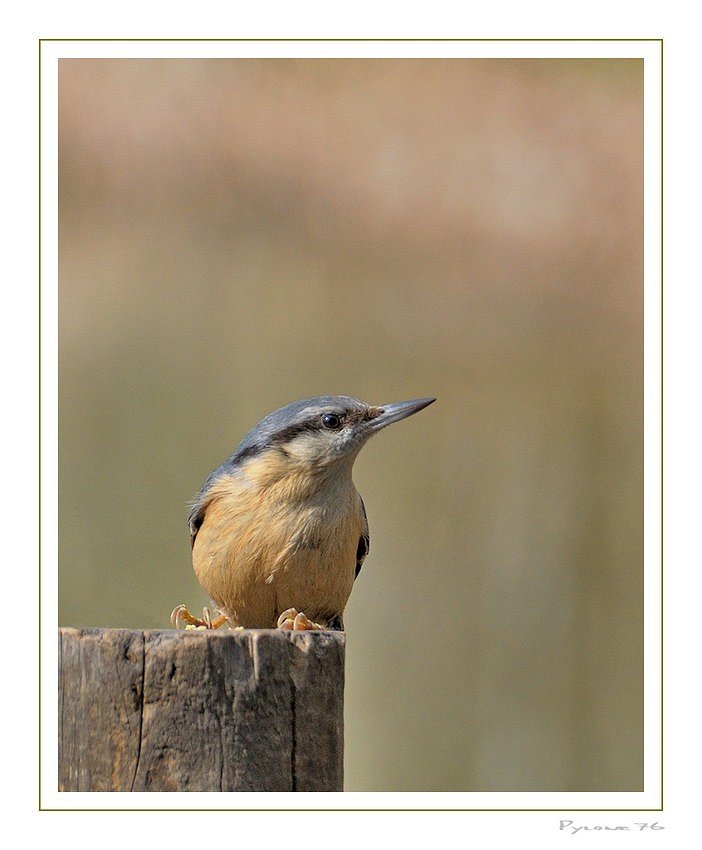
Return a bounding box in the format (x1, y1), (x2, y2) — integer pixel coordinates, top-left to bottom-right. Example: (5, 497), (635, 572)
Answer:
(263, 412), (345, 446)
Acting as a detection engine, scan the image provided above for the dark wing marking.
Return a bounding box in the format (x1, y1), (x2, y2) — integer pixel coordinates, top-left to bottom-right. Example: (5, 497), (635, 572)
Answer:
(188, 479), (221, 550)
(355, 496), (370, 579)
(188, 500), (207, 550)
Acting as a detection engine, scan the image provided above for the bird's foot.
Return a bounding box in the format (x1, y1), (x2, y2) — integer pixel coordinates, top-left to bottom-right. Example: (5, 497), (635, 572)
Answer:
(170, 603), (228, 630)
(276, 608), (325, 631)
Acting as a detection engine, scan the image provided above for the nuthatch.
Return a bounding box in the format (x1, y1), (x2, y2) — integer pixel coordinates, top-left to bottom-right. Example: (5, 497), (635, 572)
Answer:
(171, 395), (435, 631)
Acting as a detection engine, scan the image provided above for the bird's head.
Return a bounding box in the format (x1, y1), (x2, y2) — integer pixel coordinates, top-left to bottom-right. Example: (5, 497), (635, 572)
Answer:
(232, 395), (436, 474)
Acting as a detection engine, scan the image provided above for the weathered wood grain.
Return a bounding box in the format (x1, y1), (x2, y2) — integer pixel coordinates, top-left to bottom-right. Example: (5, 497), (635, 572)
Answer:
(58, 627), (345, 792)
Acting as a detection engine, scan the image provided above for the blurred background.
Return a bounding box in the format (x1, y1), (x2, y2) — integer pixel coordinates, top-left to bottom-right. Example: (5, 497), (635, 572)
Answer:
(58, 58), (643, 792)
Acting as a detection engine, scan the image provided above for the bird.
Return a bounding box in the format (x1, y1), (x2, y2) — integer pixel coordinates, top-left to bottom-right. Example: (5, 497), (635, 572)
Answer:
(170, 395), (435, 631)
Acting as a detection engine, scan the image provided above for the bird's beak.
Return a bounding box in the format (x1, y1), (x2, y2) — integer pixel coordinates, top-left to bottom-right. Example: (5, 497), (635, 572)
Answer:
(368, 397), (436, 432)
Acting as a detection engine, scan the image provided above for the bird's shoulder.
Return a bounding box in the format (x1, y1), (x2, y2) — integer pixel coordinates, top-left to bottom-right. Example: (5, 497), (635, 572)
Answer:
(188, 460), (247, 548)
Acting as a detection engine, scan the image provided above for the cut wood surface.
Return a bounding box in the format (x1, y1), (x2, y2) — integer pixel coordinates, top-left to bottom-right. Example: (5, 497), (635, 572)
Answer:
(58, 627), (345, 792)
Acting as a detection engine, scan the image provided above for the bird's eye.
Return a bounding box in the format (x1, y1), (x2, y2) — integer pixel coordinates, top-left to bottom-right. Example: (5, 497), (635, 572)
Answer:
(321, 413), (342, 430)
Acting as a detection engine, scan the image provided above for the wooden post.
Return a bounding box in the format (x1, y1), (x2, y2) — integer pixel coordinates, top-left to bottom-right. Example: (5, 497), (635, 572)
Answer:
(58, 627), (345, 792)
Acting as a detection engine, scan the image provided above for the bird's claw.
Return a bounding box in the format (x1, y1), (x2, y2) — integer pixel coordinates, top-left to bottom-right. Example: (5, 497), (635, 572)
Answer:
(170, 603), (227, 630)
(276, 608), (325, 631)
